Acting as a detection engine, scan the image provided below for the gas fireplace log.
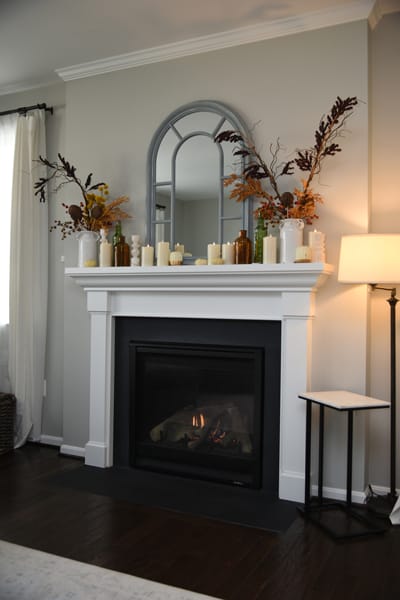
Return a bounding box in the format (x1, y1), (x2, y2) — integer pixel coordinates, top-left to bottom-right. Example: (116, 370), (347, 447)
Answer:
(149, 404), (253, 453)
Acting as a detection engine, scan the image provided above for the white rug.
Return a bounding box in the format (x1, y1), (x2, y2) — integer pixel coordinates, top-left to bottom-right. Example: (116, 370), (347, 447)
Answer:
(0, 540), (221, 600)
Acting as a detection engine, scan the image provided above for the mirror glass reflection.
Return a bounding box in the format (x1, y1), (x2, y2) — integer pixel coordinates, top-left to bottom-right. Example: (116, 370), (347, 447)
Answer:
(147, 101), (252, 260)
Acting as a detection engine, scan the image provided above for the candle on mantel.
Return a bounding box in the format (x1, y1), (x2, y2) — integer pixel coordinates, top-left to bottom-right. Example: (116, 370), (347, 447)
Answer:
(222, 242), (235, 265)
(295, 245), (312, 263)
(169, 251), (183, 265)
(157, 241), (170, 266)
(207, 242), (221, 265)
(174, 242), (185, 255)
(141, 244), (154, 267)
(262, 235), (277, 264)
(308, 229), (326, 262)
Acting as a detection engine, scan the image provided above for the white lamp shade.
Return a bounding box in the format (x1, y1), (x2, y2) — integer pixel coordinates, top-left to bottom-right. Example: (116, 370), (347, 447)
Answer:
(338, 234), (400, 283)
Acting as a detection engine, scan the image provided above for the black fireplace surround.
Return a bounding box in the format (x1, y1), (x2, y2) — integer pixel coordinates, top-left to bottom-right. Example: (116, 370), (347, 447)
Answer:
(114, 317), (281, 499)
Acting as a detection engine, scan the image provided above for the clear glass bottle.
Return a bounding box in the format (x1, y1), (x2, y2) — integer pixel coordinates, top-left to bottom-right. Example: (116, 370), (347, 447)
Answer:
(234, 230), (252, 264)
(112, 221), (122, 249)
(253, 216), (267, 263)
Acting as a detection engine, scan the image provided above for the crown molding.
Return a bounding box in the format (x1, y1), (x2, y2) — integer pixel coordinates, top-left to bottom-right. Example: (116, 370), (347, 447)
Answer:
(369, 1), (384, 27)
(369, 0), (400, 28)
(56, 0), (375, 82)
(0, 77), (58, 97)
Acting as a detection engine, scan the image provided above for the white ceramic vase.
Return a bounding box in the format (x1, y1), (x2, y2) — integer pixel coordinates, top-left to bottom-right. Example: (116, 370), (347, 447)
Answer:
(279, 219), (304, 263)
(77, 231), (99, 267)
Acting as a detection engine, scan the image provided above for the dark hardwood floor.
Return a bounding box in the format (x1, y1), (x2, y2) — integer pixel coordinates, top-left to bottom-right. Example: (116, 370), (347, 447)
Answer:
(1, 444), (400, 599)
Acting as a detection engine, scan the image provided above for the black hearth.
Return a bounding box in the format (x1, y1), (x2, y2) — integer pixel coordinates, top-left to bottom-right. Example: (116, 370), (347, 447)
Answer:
(114, 317), (281, 497)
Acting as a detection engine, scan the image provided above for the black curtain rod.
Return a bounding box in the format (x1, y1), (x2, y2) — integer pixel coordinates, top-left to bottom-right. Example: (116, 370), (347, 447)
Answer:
(0, 102), (53, 117)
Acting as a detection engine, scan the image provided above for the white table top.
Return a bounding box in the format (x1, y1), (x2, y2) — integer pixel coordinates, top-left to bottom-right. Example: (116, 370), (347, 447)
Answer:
(298, 390), (390, 410)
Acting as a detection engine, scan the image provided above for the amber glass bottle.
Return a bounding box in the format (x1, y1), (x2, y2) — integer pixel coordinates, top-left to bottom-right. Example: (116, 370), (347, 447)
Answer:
(114, 235), (130, 266)
(234, 230), (252, 264)
(113, 221), (130, 266)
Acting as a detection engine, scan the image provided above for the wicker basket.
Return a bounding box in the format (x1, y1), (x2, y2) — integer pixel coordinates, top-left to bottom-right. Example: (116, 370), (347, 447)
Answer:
(0, 393), (16, 454)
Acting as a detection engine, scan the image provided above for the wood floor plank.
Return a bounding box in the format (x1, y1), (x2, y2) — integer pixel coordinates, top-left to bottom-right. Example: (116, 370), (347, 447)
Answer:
(1, 444), (400, 600)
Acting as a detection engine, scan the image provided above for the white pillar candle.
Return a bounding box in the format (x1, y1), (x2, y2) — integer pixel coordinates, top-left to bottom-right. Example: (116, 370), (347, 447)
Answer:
(262, 235), (277, 264)
(222, 242), (235, 265)
(308, 229), (326, 262)
(141, 244), (154, 267)
(295, 245), (312, 262)
(207, 243), (221, 265)
(308, 229), (324, 246)
(99, 241), (113, 267)
(174, 242), (184, 255)
(157, 241), (170, 266)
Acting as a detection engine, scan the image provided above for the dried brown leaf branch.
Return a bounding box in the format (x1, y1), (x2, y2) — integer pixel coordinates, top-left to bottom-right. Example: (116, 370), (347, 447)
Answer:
(215, 96), (358, 224)
(34, 154), (132, 238)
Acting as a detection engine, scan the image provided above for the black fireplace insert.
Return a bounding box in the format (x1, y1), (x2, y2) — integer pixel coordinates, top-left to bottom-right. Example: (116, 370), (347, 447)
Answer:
(130, 342), (263, 487)
(114, 317), (281, 497)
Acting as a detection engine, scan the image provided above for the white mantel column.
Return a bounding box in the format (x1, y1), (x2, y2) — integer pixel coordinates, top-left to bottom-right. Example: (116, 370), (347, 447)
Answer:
(279, 291), (315, 502)
(84, 290), (114, 467)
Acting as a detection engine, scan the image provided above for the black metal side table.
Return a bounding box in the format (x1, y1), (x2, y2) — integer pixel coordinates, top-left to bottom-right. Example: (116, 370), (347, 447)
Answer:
(299, 390), (390, 539)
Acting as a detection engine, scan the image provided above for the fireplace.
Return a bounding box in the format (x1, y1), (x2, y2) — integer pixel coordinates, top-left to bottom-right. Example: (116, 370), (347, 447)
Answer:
(66, 263), (333, 502)
(114, 317), (281, 493)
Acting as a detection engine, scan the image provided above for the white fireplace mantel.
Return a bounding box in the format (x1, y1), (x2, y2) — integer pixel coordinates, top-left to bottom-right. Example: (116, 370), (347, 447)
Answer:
(66, 262), (333, 502)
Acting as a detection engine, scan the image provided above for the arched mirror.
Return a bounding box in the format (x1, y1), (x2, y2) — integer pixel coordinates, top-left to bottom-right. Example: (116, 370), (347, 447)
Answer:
(147, 100), (252, 260)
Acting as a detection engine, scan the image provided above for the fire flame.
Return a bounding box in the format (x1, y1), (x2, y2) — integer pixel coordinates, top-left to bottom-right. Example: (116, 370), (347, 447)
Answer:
(192, 413), (205, 429)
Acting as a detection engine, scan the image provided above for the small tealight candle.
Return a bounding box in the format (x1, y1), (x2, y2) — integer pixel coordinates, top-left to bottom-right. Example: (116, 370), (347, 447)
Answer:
(207, 242), (221, 265)
(157, 241), (170, 266)
(141, 244), (154, 267)
(263, 235), (277, 264)
(295, 245), (312, 262)
(222, 242), (235, 265)
(169, 251), (183, 265)
(210, 257), (224, 265)
(174, 242), (185, 255)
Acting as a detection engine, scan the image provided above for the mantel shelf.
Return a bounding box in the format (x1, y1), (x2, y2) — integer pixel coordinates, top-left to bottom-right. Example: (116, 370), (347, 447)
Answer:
(65, 262), (334, 291)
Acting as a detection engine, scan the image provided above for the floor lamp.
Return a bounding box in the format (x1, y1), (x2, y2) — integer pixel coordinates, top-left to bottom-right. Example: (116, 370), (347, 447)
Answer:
(338, 234), (400, 516)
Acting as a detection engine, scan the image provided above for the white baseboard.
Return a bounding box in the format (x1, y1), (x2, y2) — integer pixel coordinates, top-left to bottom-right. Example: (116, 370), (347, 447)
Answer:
(364, 483), (400, 497)
(40, 435), (63, 447)
(311, 484), (366, 504)
(60, 444), (85, 458)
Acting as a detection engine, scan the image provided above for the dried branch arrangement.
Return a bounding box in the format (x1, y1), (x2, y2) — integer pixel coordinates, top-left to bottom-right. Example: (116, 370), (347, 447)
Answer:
(34, 154), (131, 238)
(215, 96), (359, 224)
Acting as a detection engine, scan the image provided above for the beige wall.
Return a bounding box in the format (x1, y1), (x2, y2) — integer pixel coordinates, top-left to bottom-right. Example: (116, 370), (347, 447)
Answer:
(62, 20), (370, 491)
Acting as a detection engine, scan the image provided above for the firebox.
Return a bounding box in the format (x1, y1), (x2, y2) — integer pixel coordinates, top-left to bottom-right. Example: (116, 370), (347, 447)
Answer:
(114, 317), (281, 497)
(130, 342), (263, 488)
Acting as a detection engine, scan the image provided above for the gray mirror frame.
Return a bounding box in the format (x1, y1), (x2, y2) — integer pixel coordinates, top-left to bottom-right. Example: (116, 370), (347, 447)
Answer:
(146, 100), (253, 257)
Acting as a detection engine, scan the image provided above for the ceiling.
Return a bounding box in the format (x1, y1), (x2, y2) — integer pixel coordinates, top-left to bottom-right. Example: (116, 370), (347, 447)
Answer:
(0, 0), (396, 96)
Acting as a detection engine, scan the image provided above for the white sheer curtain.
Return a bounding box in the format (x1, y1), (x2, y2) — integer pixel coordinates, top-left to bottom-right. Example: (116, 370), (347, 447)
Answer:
(0, 114), (17, 393)
(9, 109), (48, 446)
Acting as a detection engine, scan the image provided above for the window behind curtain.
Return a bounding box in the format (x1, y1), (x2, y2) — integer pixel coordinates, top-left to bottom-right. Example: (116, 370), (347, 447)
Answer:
(0, 115), (17, 325)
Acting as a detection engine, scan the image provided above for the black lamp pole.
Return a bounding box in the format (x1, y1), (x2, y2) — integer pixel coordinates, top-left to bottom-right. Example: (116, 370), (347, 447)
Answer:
(387, 288), (398, 499)
(368, 285), (398, 514)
